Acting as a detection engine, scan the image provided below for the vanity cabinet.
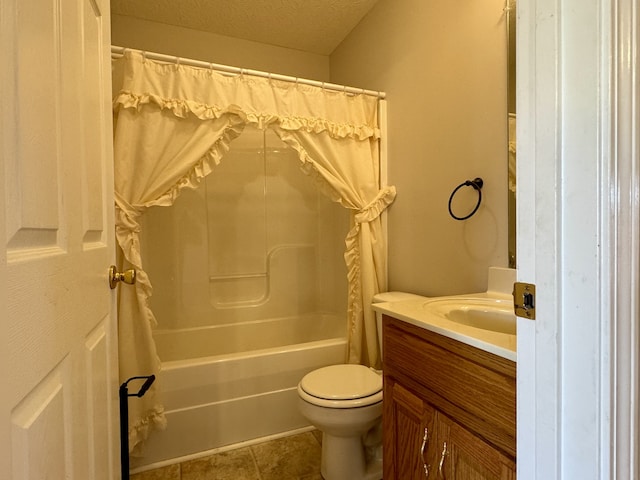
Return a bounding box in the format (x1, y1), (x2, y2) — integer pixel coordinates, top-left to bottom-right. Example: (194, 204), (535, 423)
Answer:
(382, 315), (516, 479)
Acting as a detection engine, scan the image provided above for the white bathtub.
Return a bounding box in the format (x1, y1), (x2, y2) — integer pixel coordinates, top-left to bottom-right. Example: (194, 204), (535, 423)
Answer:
(153, 313), (346, 362)
(131, 313), (347, 469)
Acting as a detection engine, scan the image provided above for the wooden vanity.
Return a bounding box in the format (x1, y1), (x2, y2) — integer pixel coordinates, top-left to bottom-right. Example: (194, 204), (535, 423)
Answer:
(382, 314), (516, 479)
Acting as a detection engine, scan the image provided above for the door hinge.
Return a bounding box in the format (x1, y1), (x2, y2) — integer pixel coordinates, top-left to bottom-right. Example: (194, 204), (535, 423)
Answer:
(513, 282), (536, 320)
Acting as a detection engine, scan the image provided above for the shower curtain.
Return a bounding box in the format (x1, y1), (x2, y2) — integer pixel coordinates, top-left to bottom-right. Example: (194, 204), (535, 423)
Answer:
(112, 50), (396, 452)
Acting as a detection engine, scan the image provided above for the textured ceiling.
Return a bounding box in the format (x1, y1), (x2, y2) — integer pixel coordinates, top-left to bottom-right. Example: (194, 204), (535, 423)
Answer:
(110, 0), (380, 55)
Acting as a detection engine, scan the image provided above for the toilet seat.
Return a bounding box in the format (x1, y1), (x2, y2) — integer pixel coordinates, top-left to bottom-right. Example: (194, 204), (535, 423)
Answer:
(298, 364), (383, 409)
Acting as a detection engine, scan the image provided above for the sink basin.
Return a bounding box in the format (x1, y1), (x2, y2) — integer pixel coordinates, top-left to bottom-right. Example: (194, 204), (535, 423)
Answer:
(422, 297), (516, 335)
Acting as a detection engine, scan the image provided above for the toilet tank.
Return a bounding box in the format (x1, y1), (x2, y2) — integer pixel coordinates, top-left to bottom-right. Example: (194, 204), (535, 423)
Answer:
(372, 292), (424, 359)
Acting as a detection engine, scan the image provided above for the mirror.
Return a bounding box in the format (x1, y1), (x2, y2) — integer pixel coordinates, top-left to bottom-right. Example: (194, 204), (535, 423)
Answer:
(507, 0), (517, 268)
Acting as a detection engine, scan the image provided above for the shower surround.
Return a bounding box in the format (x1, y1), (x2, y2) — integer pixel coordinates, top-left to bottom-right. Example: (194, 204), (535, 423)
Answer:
(133, 128), (349, 467)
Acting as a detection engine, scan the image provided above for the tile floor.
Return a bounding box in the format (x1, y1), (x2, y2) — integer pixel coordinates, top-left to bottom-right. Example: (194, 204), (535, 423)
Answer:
(130, 430), (323, 480)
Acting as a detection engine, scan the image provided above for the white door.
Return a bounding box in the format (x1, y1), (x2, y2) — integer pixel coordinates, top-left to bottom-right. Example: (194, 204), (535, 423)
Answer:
(0, 0), (119, 478)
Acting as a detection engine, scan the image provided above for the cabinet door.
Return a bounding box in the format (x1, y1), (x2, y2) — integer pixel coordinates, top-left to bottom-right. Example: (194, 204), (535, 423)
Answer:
(384, 378), (438, 480)
(435, 413), (516, 480)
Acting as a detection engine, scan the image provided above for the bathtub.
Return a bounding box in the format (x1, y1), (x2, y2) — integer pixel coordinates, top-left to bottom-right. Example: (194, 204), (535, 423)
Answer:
(131, 313), (347, 469)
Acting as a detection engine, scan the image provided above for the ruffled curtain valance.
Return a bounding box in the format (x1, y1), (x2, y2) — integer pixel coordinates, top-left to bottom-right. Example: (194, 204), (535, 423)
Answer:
(112, 50), (396, 453)
(114, 52), (380, 140)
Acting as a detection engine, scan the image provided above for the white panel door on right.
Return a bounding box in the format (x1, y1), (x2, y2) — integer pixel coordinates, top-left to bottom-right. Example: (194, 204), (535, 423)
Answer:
(0, 0), (119, 478)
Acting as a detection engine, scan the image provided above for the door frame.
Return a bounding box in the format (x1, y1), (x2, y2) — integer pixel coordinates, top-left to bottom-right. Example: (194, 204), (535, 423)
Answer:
(516, 0), (638, 478)
(609, 0), (639, 476)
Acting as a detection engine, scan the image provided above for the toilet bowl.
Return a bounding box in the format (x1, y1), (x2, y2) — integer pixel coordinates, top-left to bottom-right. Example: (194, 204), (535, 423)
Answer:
(297, 292), (424, 480)
(298, 364), (383, 480)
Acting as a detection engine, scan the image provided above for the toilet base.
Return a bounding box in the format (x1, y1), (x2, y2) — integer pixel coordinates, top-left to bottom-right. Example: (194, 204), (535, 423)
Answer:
(320, 432), (382, 480)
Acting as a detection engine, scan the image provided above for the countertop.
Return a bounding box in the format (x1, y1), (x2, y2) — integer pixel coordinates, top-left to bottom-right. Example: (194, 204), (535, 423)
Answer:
(374, 292), (517, 362)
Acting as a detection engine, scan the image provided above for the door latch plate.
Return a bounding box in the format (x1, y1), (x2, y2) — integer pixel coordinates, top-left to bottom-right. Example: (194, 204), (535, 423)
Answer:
(513, 282), (536, 319)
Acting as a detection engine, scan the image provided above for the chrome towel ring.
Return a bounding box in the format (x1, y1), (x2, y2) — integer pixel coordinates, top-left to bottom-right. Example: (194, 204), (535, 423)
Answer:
(448, 177), (484, 220)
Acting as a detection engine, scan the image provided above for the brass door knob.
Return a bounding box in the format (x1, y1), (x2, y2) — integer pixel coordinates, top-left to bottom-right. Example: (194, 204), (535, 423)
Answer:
(109, 265), (137, 289)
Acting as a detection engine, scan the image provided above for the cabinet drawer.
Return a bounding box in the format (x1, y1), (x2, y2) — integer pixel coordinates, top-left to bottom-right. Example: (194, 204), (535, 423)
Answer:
(383, 316), (516, 457)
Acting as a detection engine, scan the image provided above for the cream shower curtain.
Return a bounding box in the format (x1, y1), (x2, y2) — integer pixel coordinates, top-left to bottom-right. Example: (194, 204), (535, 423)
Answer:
(112, 50), (395, 452)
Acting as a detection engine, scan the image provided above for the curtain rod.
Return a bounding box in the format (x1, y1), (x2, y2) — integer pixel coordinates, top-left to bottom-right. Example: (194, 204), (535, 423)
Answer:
(111, 46), (386, 100)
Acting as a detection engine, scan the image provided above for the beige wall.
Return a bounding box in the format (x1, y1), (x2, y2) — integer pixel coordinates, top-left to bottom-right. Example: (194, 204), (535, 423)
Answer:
(111, 15), (331, 81)
(331, 0), (509, 296)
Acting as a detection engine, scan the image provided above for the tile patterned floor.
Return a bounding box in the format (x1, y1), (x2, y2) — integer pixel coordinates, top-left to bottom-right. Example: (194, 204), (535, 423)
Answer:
(130, 431), (323, 480)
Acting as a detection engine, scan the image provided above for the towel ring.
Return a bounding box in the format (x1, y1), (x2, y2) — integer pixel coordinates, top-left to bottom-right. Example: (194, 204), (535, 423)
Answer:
(448, 177), (484, 220)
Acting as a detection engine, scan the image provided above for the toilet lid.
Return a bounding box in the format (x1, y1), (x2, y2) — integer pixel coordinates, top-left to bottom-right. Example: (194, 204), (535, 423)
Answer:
(299, 364), (382, 400)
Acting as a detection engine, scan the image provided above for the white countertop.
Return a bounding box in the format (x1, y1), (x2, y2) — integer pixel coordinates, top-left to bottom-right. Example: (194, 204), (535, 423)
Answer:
(374, 292), (517, 362)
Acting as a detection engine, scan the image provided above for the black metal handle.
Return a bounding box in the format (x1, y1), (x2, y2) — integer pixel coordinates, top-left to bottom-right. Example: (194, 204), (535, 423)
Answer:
(135, 375), (156, 397)
(448, 177), (483, 220)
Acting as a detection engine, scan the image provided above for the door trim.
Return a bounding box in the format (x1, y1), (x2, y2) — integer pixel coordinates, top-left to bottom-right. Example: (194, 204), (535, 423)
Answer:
(515, 0), (639, 478)
(610, 0), (639, 477)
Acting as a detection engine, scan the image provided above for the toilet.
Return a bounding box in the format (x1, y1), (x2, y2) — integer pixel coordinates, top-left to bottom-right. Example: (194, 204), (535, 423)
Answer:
(297, 292), (423, 480)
